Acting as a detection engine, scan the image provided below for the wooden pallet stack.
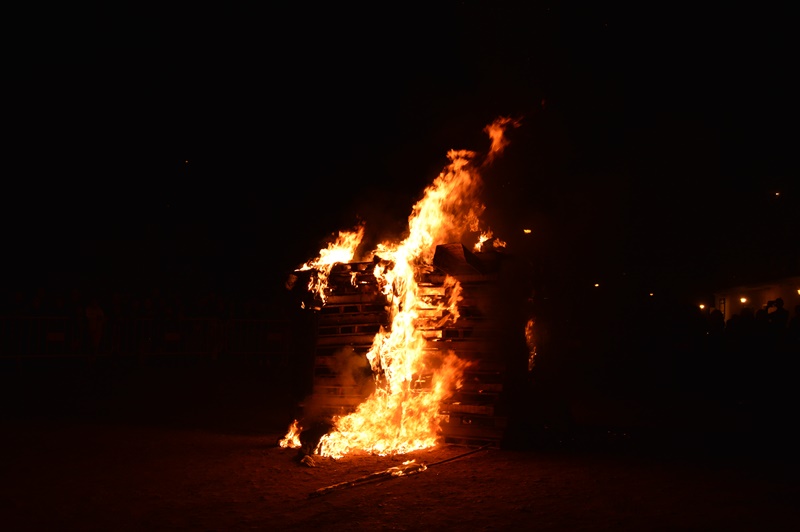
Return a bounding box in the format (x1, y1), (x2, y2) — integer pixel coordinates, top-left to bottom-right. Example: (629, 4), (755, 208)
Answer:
(300, 245), (522, 447)
(422, 244), (515, 448)
(302, 261), (389, 420)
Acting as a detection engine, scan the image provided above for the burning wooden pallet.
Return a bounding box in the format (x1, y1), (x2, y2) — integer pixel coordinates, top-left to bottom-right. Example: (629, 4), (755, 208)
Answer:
(420, 246), (512, 448)
(299, 244), (519, 448)
(296, 261), (390, 420)
(308, 291), (389, 418)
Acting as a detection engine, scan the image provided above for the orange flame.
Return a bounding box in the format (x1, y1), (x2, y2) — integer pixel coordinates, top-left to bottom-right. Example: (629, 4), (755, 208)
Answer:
(283, 117), (516, 458)
(297, 223), (365, 305)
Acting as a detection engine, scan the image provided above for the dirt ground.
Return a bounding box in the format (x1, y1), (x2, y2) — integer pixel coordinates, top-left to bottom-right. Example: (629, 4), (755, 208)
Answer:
(1, 360), (798, 531)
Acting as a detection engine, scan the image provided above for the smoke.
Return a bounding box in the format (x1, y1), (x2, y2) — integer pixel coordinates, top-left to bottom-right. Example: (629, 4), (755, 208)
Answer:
(298, 346), (376, 424)
(330, 345), (375, 394)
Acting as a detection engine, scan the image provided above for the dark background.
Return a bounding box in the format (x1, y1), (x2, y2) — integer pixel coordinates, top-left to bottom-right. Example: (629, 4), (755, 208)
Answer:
(5, 2), (798, 305)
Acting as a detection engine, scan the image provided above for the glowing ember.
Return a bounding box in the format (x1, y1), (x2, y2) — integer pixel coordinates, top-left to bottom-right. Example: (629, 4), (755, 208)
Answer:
(281, 117), (519, 458)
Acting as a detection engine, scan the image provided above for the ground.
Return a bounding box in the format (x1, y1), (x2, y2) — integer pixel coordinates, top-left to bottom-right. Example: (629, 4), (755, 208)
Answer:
(1, 360), (798, 531)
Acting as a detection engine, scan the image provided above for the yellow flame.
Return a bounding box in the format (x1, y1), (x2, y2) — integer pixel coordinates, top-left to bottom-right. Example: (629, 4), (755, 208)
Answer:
(317, 352), (470, 458)
(278, 419), (302, 448)
(474, 230), (492, 252)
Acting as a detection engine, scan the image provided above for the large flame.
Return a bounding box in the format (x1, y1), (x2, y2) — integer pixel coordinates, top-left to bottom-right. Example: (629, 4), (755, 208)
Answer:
(280, 117), (519, 458)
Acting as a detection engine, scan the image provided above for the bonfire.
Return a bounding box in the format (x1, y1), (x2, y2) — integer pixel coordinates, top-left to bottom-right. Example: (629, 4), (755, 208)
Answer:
(281, 117), (520, 458)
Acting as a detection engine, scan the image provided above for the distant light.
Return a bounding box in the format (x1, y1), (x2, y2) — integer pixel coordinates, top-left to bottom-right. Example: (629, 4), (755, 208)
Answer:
(523, 229), (532, 234)
(649, 293), (654, 297)
(594, 283), (600, 288)
(775, 191), (780, 196)
(699, 304), (705, 310)
(740, 297), (747, 304)
(185, 160), (189, 164)
(797, 288), (800, 295)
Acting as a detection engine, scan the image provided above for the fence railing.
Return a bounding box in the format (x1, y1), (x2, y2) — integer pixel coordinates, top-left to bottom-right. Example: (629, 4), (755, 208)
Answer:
(0, 316), (293, 364)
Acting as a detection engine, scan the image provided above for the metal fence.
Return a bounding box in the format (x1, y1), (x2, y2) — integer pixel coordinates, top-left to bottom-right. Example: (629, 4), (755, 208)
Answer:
(0, 316), (292, 364)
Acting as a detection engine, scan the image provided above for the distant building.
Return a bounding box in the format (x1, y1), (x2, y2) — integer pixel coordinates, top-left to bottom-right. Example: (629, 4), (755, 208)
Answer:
(713, 275), (800, 323)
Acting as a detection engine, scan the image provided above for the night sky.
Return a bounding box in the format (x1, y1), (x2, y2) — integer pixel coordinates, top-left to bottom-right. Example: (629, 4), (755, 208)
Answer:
(5, 3), (798, 304)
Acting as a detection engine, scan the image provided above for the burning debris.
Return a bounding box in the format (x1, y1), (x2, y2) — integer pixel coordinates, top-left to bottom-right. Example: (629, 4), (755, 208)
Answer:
(309, 443), (491, 497)
(281, 117), (524, 459)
